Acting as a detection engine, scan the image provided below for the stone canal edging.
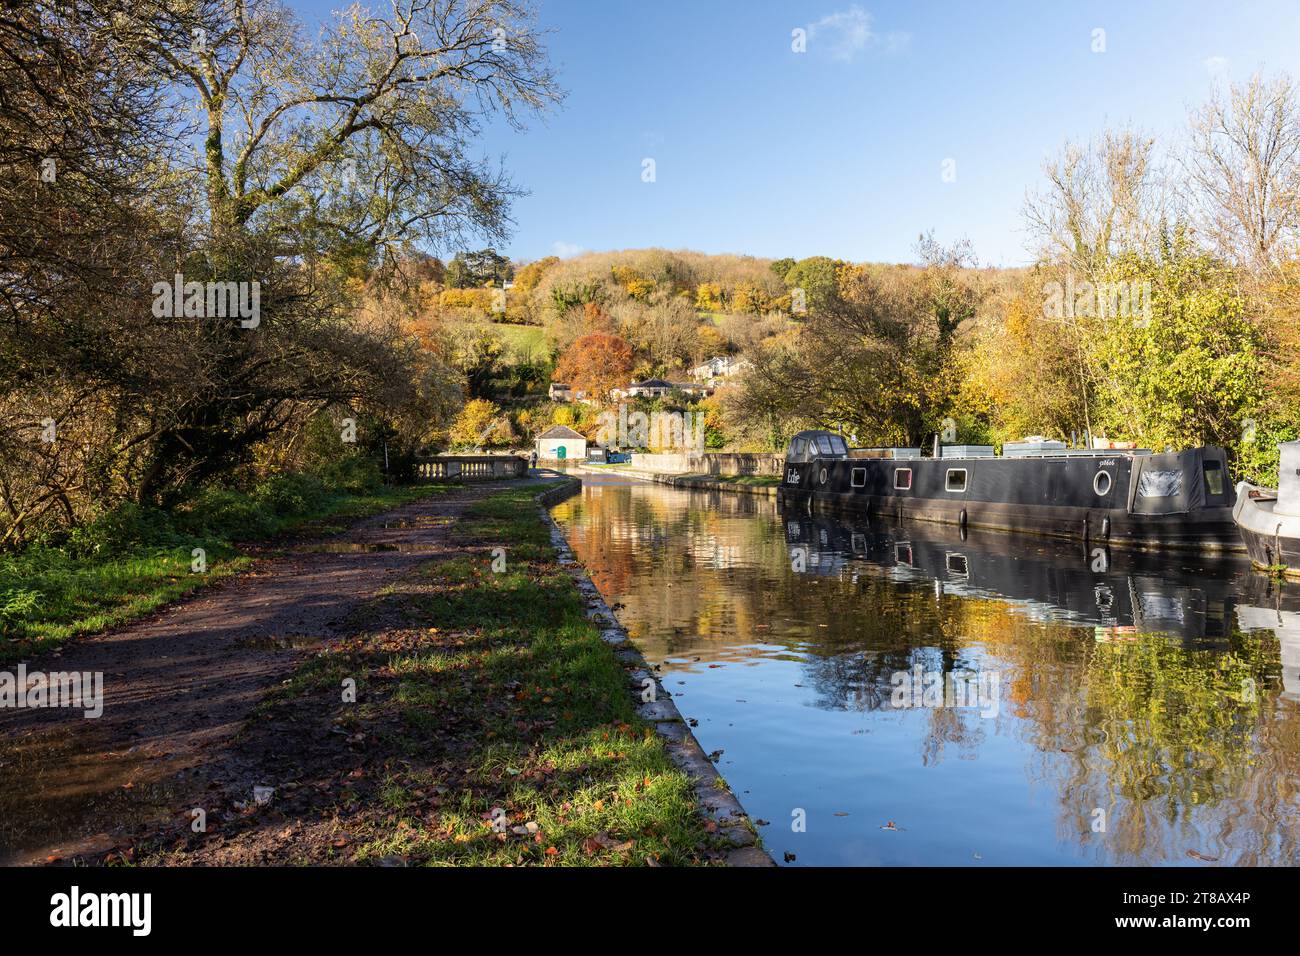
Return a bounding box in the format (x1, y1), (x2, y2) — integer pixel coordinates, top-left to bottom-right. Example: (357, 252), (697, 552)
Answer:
(535, 478), (774, 866)
(573, 466), (779, 499)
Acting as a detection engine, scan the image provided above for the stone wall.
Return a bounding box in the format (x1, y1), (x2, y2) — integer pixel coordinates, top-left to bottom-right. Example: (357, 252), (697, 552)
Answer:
(629, 452), (783, 476)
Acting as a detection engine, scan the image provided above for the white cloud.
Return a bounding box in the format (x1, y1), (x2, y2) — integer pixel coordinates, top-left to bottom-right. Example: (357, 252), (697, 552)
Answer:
(551, 240), (584, 258)
(807, 6), (906, 62)
(1203, 55), (1230, 78)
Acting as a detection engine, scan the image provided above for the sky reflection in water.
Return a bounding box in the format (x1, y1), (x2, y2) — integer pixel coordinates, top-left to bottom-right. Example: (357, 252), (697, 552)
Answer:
(551, 477), (1299, 867)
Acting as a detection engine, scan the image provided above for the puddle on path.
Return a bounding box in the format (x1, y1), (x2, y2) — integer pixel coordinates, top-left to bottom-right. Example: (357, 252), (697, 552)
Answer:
(0, 722), (190, 864)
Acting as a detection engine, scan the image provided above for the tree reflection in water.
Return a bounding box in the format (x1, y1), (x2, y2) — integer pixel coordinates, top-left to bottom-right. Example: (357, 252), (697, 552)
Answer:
(551, 479), (1299, 865)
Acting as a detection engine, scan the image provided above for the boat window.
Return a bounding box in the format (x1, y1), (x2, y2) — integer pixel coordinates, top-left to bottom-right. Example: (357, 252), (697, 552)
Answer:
(1138, 469), (1182, 498)
(790, 437), (807, 459)
(895, 543), (913, 566)
(815, 434), (836, 455)
(828, 435), (848, 456)
(946, 468), (968, 493)
(894, 468), (912, 490)
(946, 553), (969, 576)
(1093, 470), (1112, 496)
(851, 467), (866, 488)
(1203, 460), (1225, 496)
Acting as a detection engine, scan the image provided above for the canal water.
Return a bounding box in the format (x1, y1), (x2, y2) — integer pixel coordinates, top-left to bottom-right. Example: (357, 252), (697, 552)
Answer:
(550, 476), (1299, 866)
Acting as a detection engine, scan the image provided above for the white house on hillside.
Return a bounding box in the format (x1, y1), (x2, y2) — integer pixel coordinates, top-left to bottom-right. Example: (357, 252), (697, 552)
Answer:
(548, 382), (588, 402)
(608, 377), (714, 401)
(688, 355), (750, 385)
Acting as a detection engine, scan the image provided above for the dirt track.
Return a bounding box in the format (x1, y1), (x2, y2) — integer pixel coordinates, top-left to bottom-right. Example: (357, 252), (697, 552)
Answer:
(0, 482), (524, 865)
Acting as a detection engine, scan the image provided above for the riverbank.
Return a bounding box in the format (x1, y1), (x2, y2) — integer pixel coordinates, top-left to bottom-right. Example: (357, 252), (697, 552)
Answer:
(575, 464), (779, 498)
(540, 480), (771, 865)
(0, 477), (440, 662)
(16, 478), (766, 866)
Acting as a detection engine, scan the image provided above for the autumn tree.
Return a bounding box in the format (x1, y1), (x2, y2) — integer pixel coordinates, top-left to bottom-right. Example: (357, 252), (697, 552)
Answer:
(554, 333), (634, 402)
(734, 245), (981, 448)
(0, 0), (559, 544)
(110, 0), (556, 498)
(781, 256), (846, 314)
(448, 397), (511, 449)
(513, 256), (560, 296)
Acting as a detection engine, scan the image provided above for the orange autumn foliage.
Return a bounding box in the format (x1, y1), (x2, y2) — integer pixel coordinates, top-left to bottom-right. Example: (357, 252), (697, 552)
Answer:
(554, 332), (635, 402)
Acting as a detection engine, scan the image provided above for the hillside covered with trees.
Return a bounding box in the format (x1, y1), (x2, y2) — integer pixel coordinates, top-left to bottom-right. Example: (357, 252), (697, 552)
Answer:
(4, 0), (1299, 555)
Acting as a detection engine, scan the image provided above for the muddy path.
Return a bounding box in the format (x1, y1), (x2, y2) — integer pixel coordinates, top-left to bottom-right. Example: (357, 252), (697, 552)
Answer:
(0, 480), (541, 865)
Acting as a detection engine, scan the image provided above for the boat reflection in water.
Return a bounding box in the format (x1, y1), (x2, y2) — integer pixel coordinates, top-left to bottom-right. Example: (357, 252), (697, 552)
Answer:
(784, 508), (1300, 700)
(550, 478), (1300, 866)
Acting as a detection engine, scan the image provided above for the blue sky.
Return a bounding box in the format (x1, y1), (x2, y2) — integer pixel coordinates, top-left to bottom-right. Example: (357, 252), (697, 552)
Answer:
(293, 0), (1300, 266)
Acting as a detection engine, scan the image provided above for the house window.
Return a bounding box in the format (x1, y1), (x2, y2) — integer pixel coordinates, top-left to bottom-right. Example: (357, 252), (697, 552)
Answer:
(894, 468), (912, 490)
(946, 468), (968, 493)
(851, 467), (866, 488)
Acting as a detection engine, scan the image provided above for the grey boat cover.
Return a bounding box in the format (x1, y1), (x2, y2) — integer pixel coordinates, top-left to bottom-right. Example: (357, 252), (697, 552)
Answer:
(1127, 450), (1207, 515)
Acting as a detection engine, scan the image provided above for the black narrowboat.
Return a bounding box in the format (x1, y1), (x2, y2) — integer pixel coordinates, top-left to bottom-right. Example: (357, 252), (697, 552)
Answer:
(777, 430), (1241, 552)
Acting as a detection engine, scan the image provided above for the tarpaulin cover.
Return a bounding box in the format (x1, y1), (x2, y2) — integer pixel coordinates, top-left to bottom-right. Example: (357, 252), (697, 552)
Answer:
(1129, 450), (1206, 515)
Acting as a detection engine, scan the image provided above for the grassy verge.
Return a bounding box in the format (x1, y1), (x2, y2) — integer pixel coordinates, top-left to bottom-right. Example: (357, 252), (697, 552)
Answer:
(0, 481), (441, 662)
(180, 485), (725, 866)
(709, 474), (780, 487)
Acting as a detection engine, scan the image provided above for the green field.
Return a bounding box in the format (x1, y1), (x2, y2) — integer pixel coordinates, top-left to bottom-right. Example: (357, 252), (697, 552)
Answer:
(492, 322), (548, 362)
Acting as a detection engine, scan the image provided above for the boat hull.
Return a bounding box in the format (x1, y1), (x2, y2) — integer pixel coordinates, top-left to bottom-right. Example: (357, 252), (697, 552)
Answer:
(778, 450), (1242, 552)
(1233, 481), (1300, 573)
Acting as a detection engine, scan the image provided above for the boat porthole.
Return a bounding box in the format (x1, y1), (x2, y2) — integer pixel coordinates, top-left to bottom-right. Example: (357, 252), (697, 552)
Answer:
(1093, 470), (1112, 496)
(819, 467), (828, 484)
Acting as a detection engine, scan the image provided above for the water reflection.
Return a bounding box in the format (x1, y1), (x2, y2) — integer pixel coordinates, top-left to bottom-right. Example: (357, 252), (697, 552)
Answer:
(551, 477), (1299, 866)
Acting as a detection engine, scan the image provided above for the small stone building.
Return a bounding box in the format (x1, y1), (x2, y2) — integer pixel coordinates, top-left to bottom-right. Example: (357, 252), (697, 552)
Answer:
(536, 424), (587, 461)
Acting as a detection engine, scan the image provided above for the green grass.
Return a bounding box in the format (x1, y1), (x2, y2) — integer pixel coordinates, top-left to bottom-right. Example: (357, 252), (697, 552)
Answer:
(0, 481), (442, 662)
(710, 474), (780, 487)
(491, 321), (547, 361)
(261, 485), (725, 866)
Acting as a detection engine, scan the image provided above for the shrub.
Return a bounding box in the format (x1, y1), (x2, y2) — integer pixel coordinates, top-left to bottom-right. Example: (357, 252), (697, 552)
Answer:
(177, 487), (278, 540)
(253, 473), (333, 517)
(66, 502), (178, 558)
(321, 456), (382, 495)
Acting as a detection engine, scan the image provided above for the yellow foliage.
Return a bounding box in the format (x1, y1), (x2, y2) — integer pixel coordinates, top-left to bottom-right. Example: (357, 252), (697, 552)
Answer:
(695, 282), (724, 311)
(448, 398), (504, 448)
(439, 288), (492, 311)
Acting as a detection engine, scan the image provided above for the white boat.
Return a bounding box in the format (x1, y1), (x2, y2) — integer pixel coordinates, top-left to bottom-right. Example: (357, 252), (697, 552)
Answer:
(1233, 440), (1300, 573)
